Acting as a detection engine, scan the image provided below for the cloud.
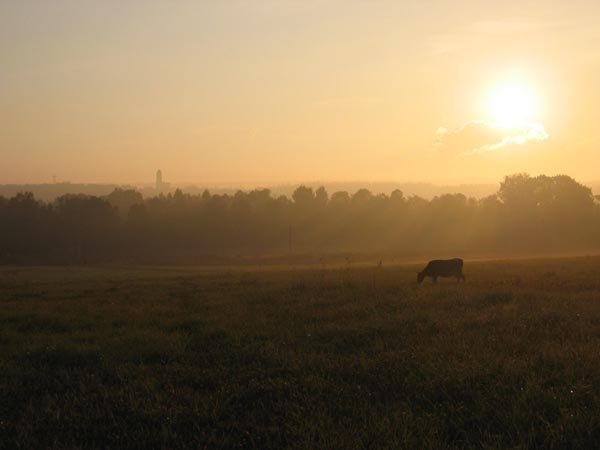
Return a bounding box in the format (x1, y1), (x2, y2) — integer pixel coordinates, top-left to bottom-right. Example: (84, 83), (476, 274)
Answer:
(435, 121), (548, 155)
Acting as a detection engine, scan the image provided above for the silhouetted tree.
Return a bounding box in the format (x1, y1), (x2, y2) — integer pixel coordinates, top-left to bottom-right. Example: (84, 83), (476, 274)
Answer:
(55, 194), (119, 263)
(105, 188), (143, 218)
(1, 173), (599, 263)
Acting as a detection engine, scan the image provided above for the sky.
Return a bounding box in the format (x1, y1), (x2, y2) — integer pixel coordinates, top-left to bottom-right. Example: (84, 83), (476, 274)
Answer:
(2, 0), (600, 185)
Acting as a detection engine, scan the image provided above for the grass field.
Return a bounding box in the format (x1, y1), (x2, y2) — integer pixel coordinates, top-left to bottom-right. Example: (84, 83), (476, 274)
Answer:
(2, 257), (600, 449)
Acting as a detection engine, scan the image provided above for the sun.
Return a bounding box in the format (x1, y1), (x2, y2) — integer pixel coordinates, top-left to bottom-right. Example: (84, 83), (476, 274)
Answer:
(487, 82), (538, 130)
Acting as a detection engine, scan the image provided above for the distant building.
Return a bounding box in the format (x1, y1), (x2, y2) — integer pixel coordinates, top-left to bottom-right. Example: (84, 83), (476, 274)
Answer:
(156, 170), (163, 190)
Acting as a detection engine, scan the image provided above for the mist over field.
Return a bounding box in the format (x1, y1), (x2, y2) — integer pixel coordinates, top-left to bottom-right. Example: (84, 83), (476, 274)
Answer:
(0, 181), (502, 203)
(2, 173), (600, 265)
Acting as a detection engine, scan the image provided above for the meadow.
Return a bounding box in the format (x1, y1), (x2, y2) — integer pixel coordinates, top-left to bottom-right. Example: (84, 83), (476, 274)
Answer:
(2, 257), (600, 449)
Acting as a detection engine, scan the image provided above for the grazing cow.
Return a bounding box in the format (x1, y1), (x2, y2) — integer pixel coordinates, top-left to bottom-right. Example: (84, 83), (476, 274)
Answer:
(417, 258), (465, 284)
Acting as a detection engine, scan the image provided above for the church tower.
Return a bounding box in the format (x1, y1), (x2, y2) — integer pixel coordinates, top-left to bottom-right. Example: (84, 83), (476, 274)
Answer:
(156, 169), (163, 190)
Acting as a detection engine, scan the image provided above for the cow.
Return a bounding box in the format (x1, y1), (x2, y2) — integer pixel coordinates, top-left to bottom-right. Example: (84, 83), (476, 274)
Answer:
(417, 258), (465, 284)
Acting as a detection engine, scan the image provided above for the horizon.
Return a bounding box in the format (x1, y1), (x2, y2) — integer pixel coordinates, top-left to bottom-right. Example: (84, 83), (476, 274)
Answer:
(3, 173), (600, 189)
(0, 177), (507, 188)
(4, 172), (600, 205)
(4, 171), (600, 188)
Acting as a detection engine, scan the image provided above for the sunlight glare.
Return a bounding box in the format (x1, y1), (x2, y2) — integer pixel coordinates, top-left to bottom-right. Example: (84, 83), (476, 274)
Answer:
(488, 83), (538, 130)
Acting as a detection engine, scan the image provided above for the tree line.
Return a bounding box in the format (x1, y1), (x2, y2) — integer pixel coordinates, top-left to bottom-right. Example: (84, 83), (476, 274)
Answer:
(1, 174), (599, 264)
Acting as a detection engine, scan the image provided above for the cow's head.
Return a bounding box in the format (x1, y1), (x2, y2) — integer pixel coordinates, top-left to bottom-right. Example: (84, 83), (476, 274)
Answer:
(417, 271), (425, 284)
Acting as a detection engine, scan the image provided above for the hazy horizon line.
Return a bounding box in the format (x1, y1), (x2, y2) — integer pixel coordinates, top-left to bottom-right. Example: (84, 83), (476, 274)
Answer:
(3, 177), (600, 189)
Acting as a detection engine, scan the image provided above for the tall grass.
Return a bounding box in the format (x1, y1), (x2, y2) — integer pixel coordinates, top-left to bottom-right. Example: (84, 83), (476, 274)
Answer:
(2, 258), (600, 449)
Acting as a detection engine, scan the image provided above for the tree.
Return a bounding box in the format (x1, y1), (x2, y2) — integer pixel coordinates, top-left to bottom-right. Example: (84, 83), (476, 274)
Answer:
(55, 195), (118, 262)
(315, 186), (329, 207)
(292, 186), (315, 208)
(105, 188), (143, 218)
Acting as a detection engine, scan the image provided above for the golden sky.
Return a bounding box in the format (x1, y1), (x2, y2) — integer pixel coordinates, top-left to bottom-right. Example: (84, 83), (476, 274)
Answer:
(2, 1), (600, 185)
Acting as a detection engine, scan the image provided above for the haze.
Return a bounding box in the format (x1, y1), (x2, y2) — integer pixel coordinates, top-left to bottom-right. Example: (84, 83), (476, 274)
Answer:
(2, 1), (600, 185)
